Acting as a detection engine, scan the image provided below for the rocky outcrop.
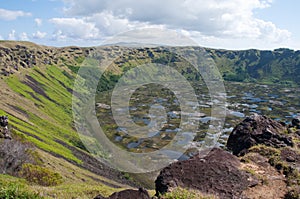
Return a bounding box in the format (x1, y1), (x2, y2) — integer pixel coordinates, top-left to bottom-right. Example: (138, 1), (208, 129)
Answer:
(227, 114), (300, 198)
(91, 114), (299, 199)
(291, 118), (300, 129)
(0, 115), (8, 127)
(227, 114), (293, 156)
(0, 115), (11, 139)
(94, 188), (151, 199)
(0, 42), (92, 76)
(155, 148), (257, 198)
(1, 41), (300, 87)
(281, 147), (300, 170)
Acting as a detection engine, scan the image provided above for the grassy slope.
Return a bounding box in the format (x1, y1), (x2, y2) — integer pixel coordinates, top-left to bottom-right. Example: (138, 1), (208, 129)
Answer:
(0, 56), (130, 197)
(2, 65), (81, 163)
(0, 150), (124, 199)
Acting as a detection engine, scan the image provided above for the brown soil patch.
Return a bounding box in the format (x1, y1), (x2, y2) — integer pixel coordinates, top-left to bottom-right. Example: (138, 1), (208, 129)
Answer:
(241, 153), (287, 199)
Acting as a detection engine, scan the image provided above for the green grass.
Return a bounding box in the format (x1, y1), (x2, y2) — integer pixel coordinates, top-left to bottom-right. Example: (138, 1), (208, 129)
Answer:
(0, 62), (124, 197)
(0, 173), (121, 199)
(3, 110), (81, 163)
(19, 163), (63, 186)
(162, 187), (215, 199)
(2, 62), (118, 164)
(3, 65), (84, 163)
(36, 183), (121, 199)
(0, 175), (43, 199)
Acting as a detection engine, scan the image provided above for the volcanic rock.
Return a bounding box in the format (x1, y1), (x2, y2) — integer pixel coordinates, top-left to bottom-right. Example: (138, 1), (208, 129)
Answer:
(291, 118), (300, 129)
(94, 188), (151, 199)
(155, 148), (256, 198)
(227, 114), (293, 156)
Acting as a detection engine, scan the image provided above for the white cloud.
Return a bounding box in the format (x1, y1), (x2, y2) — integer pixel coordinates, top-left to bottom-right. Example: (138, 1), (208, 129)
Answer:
(19, 32), (29, 41)
(49, 17), (101, 40)
(8, 30), (16, 40)
(87, 11), (132, 36)
(62, 0), (290, 45)
(87, 11), (164, 36)
(35, 18), (43, 26)
(0, 35), (3, 40)
(33, 31), (47, 39)
(48, 13), (167, 44)
(256, 19), (291, 43)
(7, 30), (30, 41)
(0, 8), (31, 21)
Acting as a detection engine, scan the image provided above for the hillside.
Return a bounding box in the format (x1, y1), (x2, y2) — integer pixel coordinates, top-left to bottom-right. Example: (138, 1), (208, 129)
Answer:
(1, 41), (300, 86)
(208, 47), (300, 86)
(0, 41), (299, 198)
(0, 42), (138, 198)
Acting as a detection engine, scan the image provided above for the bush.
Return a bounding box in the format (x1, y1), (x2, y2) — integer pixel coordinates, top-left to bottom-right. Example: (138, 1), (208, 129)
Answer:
(162, 187), (215, 199)
(0, 183), (43, 199)
(248, 145), (280, 158)
(0, 139), (36, 175)
(19, 164), (63, 186)
(285, 186), (300, 199)
(69, 137), (88, 152)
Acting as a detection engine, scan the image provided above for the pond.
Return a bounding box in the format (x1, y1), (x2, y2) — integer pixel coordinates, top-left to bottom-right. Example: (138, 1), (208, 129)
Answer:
(95, 81), (300, 157)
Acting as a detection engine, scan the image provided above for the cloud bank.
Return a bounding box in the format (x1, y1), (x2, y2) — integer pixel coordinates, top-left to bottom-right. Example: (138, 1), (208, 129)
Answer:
(48, 0), (290, 47)
(0, 8), (31, 21)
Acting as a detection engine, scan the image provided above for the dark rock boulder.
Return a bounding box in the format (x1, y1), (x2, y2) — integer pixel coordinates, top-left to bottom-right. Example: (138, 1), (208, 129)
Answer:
(94, 195), (106, 199)
(227, 114), (293, 156)
(155, 148), (257, 198)
(0, 116), (11, 140)
(291, 118), (300, 129)
(94, 188), (151, 199)
(0, 130), (12, 139)
(0, 116), (8, 127)
(281, 148), (300, 168)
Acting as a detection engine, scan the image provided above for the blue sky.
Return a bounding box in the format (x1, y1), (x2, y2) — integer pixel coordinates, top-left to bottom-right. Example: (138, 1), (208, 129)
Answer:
(0, 0), (298, 50)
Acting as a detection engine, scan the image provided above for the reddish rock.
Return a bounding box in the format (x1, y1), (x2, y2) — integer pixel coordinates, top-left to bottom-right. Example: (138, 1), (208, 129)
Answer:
(281, 148), (300, 169)
(155, 148), (256, 198)
(227, 114), (293, 156)
(94, 188), (151, 199)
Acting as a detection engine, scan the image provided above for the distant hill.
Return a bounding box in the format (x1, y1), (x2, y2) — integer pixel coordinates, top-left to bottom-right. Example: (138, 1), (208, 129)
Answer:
(1, 41), (299, 86)
(208, 47), (300, 86)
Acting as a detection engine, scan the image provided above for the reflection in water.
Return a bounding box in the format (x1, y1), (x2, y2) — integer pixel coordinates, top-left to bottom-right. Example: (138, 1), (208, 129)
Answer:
(96, 82), (299, 155)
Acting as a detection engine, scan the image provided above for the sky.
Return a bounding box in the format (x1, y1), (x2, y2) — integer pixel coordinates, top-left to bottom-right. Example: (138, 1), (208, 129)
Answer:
(0, 0), (299, 50)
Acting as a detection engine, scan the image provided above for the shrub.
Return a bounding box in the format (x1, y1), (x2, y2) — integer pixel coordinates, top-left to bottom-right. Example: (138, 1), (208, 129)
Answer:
(248, 145), (280, 158)
(162, 187), (215, 199)
(69, 137), (88, 152)
(0, 138), (36, 175)
(121, 172), (133, 181)
(19, 164), (63, 186)
(0, 183), (43, 199)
